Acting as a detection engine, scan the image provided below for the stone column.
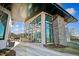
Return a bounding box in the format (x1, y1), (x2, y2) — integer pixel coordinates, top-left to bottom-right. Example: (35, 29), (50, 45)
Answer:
(41, 12), (46, 44)
(53, 14), (67, 46)
(58, 15), (67, 46)
(53, 15), (59, 46)
(11, 3), (28, 22)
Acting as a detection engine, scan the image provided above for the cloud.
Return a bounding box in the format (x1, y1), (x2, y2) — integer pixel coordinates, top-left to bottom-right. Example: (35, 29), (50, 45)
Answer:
(66, 8), (76, 15)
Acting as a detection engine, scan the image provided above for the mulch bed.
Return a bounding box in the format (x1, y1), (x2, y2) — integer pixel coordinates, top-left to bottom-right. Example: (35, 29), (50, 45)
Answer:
(0, 49), (16, 56)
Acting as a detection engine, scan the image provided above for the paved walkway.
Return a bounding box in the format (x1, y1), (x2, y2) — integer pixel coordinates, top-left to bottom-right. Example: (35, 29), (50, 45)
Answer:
(12, 42), (75, 56)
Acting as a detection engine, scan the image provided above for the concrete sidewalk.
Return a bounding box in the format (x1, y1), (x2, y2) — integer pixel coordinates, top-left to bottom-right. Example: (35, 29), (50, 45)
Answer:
(13, 42), (76, 56)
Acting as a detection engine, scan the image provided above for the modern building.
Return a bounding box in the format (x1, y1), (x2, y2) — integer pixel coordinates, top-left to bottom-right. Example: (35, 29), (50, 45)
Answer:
(0, 3), (77, 49)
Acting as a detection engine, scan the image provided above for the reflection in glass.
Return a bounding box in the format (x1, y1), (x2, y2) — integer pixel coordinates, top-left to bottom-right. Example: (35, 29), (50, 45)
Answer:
(0, 11), (8, 40)
(31, 15), (41, 42)
(45, 14), (53, 43)
(26, 15), (41, 42)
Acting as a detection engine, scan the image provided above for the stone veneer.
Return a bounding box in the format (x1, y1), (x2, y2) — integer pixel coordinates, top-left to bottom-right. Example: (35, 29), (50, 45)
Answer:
(53, 14), (68, 46)
(53, 15), (59, 45)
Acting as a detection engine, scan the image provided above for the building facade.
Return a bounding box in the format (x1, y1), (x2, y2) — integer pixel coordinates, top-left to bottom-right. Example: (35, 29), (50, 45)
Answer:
(25, 12), (70, 46)
(0, 3), (77, 49)
(25, 3), (77, 46)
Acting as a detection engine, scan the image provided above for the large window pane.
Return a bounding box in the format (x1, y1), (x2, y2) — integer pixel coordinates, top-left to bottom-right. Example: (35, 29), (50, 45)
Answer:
(45, 14), (53, 43)
(0, 11), (8, 40)
(28, 15), (41, 42)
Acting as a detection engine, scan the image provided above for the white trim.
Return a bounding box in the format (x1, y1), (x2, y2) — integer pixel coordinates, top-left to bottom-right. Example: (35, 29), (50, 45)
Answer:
(0, 5), (11, 49)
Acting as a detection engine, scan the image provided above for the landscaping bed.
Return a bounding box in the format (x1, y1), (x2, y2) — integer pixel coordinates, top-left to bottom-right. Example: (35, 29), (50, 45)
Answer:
(0, 48), (16, 56)
(45, 44), (79, 55)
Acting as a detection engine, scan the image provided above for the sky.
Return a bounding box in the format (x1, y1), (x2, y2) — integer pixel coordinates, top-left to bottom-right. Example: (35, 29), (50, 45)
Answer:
(11, 3), (79, 35)
(11, 22), (25, 34)
(61, 3), (79, 34)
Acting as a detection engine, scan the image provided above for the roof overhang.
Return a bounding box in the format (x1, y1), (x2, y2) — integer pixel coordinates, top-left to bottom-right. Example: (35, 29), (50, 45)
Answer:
(25, 3), (78, 23)
(0, 3), (77, 23)
(51, 3), (78, 23)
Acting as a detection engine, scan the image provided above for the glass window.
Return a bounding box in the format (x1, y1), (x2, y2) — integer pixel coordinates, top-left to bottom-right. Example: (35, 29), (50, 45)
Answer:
(0, 11), (8, 40)
(45, 14), (53, 43)
(30, 15), (41, 42)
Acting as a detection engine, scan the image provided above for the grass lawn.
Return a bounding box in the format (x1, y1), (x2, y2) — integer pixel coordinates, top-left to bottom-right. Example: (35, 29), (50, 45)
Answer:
(45, 44), (79, 55)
